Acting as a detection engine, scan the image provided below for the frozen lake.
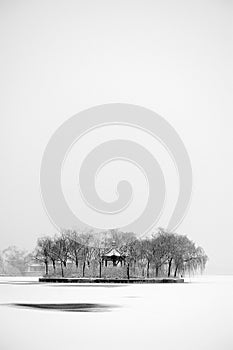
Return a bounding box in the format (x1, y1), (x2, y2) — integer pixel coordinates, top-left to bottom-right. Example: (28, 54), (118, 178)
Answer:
(0, 275), (232, 350)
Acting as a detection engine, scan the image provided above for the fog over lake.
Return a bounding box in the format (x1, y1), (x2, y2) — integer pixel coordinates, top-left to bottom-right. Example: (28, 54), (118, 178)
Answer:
(0, 275), (232, 350)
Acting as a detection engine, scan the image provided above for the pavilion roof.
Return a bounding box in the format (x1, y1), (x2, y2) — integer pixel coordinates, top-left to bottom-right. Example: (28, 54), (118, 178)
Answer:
(102, 247), (122, 257)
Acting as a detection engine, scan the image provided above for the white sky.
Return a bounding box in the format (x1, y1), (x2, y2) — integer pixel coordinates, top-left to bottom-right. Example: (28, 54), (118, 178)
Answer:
(0, 0), (232, 274)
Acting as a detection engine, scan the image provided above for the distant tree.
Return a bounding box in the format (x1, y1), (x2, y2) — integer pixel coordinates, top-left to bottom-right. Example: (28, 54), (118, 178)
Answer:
(66, 230), (83, 269)
(0, 252), (4, 274)
(108, 230), (136, 248)
(140, 239), (153, 278)
(46, 237), (58, 274)
(53, 232), (70, 277)
(79, 232), (94, 277)
(123, 238), (139, 279)
(183, 245), (208, 275)
(155, 230), (177, 277)
(153, 229), (208, 277)
(34, 237), (51, 275)
(172, 235), (196, 277)
(92, 235), (107, 278)
(150, 234), (169, 277)
(2, 246), (29, 275)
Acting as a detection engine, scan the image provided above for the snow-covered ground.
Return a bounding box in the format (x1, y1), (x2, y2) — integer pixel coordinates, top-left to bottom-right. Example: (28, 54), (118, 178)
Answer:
(0, 275), (232, 350)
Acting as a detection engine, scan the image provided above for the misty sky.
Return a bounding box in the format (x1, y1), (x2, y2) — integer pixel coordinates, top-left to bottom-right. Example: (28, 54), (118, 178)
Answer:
(0, 0), (232, 274)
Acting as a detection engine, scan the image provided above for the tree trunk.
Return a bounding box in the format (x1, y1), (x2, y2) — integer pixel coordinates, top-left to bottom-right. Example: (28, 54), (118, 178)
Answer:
(127, 263), (130, 280)
(155, 266), (159, 277)
(174, 264), (179, 277)
(168, 258), (173, 277)
(99, 261), (102, 278)
(60, 261), (64, 277)
(82, 261), (86, 277)
(147, 260), (150, 278)
(52, 260), (56, 273)
(75, 256), (78, 268)
(133, 260), (136, 275)
(45, 261), (48, 275)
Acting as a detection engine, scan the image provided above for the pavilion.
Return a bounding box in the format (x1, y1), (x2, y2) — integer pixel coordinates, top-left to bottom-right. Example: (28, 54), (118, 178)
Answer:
(101, 242), (125, 267)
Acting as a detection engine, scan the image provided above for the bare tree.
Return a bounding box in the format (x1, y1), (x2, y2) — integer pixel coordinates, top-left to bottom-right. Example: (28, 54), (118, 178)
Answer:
(66, 230), (83, 269)
(53, 232), (70, 277)
(150, 235), (170, 277)
(34, 237), (51, 275)
(79, 232), (94, 277)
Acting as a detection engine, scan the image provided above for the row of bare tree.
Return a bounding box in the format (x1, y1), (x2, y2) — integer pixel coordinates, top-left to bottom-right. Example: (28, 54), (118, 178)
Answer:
(34, 228), (208, 278)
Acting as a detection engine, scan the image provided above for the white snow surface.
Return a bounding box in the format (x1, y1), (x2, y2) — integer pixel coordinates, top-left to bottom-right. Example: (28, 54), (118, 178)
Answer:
(0, 275), (232, 350)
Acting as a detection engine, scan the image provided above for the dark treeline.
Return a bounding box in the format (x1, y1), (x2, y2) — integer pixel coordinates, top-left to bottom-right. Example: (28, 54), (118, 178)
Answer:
(34, 228), (208, 279)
